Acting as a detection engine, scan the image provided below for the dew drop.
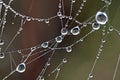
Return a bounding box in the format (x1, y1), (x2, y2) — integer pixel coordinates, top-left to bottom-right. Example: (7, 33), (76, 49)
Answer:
(57, 68), (60, 71)
(46, 62), (50, 66)
(61, 28), (68, 35)
(104, 0), (111, 5)
(26, 17), (31, 21)
(95, 11), (108, 25)
(62, 58), (67, 63)
(0, 39), (4, 46)
(16, 63), (26, 73)
(109, 26), (113, 31)
(17, 50), (22, 54)
(68, 16), (72, 19)
(31, 46), (36, 51)
(45, 19), (49, 24)
(102, 39), (106, 43)
(72, 0), (76, 3)
(66, 46), (72, 52)
(38, 76), (44, 80)
(55, 36), (63, 43)
(89, 73), (94, 79)
(0, 52), (5, 59)
(92, 22), (100, 30)
(41, 42), (49, 48)
(41, 77), (45, 80)
(71, 26), (80, 35)
(12, 22), (14, 24)
(57, 11), (62, 16)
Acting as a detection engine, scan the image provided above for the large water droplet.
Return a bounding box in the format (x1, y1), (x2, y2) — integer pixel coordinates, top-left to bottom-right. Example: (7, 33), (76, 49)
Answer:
(71, 26), (80, 35)
(95, 11), (108, 25)
(16, 63), (26, 73)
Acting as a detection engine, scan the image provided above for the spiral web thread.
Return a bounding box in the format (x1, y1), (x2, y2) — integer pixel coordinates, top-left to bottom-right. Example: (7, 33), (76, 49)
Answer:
(0, 0), (120, 80)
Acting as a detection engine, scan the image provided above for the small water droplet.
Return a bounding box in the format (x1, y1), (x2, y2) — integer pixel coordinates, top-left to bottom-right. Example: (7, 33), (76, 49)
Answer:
(61, 28), (68, 35)
(41, 42), (49, 48)
(89, 73), (94, 79)
(31, 47), (36, 51)
(92, 22), (100, 30)
(0, 39), (4, 46)
(109, 26), (113, 31)
(17, 50), (22, 54)
(66, 46), (72, 52)
(45, 19), (49, 24)
(16, 63), (26, 73)
(57, 68), (60, 71)
(57, 11), (62, 16)
(46, 62), (50, 66)
(26, 17), (31, 21)
(55, 36), (63, 43)
(104, 0), (111, 5)
(72, 0), (76, 3)
(12, 22), (14, 24)
(71, 26), (80, 35)
(62, 58), (67, 63)
(102, 39), (106, 43)
(0, 52), (5, 59)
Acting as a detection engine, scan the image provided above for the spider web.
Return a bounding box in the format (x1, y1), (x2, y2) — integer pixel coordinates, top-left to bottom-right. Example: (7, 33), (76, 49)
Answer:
(0, 0), (120, 80)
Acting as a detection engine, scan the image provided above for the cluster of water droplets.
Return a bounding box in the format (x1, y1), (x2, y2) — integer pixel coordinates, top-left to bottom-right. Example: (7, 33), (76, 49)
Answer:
(0, 0), (120, 80)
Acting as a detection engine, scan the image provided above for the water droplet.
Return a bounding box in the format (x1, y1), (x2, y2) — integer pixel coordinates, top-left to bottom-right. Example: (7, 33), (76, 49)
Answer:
(0, 39), (4, 46)
(66, 46), (72, 52)
(89, 73), (94, 79)
(46, 62), (50, 66)
(37, 76), (44, 80)
(71, 26), (80, 35)
(16, 63), (26, 73)
(95, 11), (108, 25)
(55, 36), (63, 43)
(92, 22), (100, 30)
(41, 42), (49, 48)
(17, 50), (22, 54)
(102, 39), (106, 43)
(57, 68), (60, 71)
(109, 26), (113, 31)
(45, 19), (49, 24)
(57, 11), (62, 16)
(12, 22), (14, 24)
(69, 16), (72, 20)
(31, 47), (36, 51)
(83, 22), (87, 27)
(41, 77), (45, 80)
(62, 58), (67, 63)
(72, 0), (76, 3)
(104, 0), (111, 5)
(0, 52), (5, 59)
(61, 28), (68, 35)
(26, 17), (31, 21)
